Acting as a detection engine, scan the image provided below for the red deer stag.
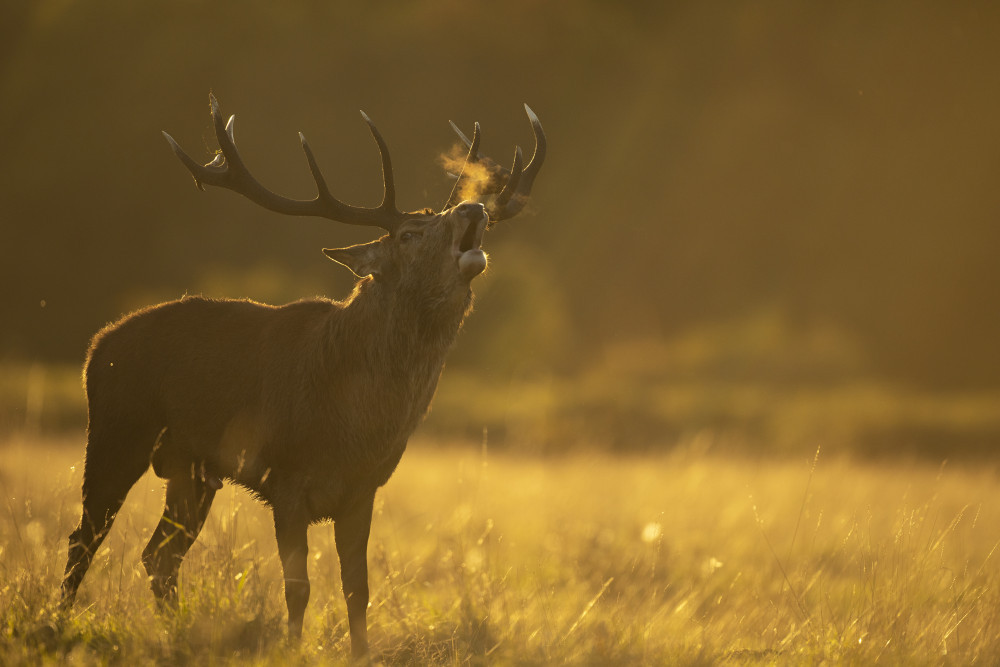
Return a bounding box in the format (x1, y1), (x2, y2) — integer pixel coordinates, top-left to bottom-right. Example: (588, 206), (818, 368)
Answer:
(60, 94), (545, 658)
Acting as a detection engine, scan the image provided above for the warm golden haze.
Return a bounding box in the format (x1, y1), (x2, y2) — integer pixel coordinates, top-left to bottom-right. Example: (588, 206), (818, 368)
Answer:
(2, 2), (999, 662)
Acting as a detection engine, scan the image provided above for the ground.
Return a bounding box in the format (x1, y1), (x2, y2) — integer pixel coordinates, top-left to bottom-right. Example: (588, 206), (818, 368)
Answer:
(2, 435), (999, 664)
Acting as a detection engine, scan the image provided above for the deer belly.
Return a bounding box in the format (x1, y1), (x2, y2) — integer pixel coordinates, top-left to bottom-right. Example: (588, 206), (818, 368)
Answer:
(217, 411), (269, 485)
(149, 427), (223, 489)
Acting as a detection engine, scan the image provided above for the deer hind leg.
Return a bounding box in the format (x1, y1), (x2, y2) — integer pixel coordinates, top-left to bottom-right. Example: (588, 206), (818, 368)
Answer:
(61, 488), (128, 608)
(61, 426), (152, 608)
(142, 465), (218, 605)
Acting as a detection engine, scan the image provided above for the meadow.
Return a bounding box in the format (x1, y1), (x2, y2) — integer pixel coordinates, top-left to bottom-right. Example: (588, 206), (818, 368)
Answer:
(2, 433), (1000, 665)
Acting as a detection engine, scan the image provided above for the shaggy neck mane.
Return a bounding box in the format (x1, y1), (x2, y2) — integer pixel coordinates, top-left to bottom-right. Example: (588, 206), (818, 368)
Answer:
(323, 276), (473, 383)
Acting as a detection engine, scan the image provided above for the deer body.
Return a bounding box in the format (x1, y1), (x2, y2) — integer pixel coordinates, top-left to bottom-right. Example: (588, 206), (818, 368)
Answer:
(88, 280), (466, 515)
(61, 95), (544, 658)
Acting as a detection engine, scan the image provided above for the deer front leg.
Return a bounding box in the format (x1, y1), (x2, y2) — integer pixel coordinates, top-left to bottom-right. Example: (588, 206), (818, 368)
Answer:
(335, 491), (375, 660)
(273, 507), (310, 640)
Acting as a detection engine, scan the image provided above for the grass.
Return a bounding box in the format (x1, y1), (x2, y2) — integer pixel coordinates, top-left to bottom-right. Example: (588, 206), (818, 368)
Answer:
(2, 434), (1000, 664)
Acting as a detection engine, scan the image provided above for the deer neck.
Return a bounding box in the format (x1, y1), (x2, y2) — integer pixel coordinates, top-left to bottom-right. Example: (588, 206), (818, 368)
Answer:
(329, 278), (473, 383)
(314, 279), (472, 462)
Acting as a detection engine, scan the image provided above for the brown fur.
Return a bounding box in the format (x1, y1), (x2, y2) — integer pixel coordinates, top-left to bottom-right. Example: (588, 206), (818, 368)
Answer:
(61, 203), (489, 658)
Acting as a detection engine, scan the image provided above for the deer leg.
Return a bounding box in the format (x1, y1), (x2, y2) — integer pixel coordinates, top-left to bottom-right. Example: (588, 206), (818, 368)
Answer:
(61, 488), (127, 608)
(335, 491), (376, 660)
(274, 507), (310, 641)
(142, 466), (217, 604)
(62, 432), (150, 608)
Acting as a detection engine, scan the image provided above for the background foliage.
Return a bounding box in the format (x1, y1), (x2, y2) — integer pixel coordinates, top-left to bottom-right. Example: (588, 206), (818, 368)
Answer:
(2, 1), (999, 452)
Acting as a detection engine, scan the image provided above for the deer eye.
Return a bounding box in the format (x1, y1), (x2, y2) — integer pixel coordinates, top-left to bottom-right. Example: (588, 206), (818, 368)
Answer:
(399, 230), (422, 243)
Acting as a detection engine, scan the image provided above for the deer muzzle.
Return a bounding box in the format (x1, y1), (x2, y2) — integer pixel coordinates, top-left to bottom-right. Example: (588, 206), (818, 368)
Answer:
(453, 202), (488, 280)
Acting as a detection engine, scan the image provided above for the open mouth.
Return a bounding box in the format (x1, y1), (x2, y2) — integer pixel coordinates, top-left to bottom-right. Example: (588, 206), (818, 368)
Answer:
(458, 218), (481, 253)
(452, 206), (488, 257)
(453, 209), (489, 279)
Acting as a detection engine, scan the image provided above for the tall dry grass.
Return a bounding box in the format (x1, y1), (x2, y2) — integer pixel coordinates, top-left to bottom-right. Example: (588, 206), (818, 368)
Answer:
(2, 434), (999, 664)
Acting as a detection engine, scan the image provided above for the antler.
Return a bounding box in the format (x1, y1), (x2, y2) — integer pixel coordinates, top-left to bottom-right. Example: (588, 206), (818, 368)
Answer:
(444, 104), (546, 222)
(163, 94), (418, 233)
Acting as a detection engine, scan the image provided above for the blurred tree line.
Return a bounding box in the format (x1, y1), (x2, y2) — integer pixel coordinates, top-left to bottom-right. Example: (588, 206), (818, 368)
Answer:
(2, 0), (1000, 391)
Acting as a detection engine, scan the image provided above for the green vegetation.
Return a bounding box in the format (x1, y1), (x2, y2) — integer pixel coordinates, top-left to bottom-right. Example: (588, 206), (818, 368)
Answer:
(5, 346), (998, 460)
(2, 436), (999, 664)
(428, 370), (1000, 460)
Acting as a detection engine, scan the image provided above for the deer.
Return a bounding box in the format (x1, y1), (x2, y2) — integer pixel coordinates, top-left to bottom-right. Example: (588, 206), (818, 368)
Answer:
(60, 94), (545, 659)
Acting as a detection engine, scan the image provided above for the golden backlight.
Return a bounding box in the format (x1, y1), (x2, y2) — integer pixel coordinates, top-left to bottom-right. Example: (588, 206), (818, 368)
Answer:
(2, 2), (1000, 662)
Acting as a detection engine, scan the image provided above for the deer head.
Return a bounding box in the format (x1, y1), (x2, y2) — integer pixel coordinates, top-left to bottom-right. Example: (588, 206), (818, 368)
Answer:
(162, 94), (545, 291)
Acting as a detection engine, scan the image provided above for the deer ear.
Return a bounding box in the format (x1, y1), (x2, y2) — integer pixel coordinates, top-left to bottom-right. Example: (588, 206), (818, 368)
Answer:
(322, 241), (383, 278)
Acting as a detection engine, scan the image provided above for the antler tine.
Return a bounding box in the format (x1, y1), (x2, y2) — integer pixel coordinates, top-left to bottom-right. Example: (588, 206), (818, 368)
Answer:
(488, 146), (523, 220)
(298, 131), (334, 199)
(448, 120), (477, 154)
(488, 104), (546, 221)
(443, 122), (482, 211)
(359, 111), (398, 215)
(163, 94), (412, 232)
(441, 105), (545, 222)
